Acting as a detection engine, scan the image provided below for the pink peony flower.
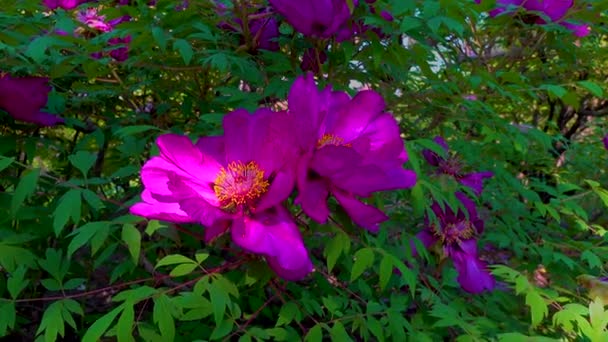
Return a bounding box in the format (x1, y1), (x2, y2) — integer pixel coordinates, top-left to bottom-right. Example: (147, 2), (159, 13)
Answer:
(130, 109), (313, 281)
(287, 73), (417, 232)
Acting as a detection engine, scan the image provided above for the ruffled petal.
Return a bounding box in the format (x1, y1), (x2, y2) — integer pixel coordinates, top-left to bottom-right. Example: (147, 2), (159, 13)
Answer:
(231, 207), (313, 280)
(326, 90), (386, 142)
(332, 189), (388, 232)
(129, 190), (194, 223)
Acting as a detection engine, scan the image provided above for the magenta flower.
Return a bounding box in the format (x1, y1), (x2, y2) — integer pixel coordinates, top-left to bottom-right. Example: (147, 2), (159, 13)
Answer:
(0, 75), (64, 126)
(476, 0), (590, 37)
(414, 192), (495, 293)
(603, 134), (608, 150)
(130, 109), (313, 281)
(288, 73), (416, 232)
(422, 136), (493, 196)
(43, 0), (86, 10)
(269, 0), (358, 38)
(77, 8), (113, 32)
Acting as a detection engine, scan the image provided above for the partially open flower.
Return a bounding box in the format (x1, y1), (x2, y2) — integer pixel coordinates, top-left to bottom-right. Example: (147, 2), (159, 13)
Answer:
(0, 75), (64, 126)
(269, 0), (358, 38)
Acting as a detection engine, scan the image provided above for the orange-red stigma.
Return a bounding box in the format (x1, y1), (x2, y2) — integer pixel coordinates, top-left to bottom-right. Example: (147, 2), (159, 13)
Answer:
(213, 161), (269, 209)
(316, 133), (350, 149)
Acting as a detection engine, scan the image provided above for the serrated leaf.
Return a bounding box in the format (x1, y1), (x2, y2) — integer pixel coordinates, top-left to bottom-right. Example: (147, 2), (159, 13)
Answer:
(7, 266), (29, 299)
(525, 291), (548, 327)
(67, 221), (112, 257)
(351, 248), (375, 282)
(121, 224), (141, 264)
(11, 168), (40, 215)
(53, 189), (82, 236)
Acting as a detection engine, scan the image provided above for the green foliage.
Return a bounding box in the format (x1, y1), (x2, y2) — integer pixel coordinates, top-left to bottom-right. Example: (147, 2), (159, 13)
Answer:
(0, 0), (607, 340)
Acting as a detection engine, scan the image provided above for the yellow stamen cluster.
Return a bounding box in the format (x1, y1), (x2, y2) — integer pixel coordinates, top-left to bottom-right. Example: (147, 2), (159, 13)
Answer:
(316, 133), (350, 149)
(213, 161), (269, 209)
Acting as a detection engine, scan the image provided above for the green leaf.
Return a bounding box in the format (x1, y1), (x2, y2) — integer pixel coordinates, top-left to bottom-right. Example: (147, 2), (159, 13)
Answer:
(0, 243), (37, 272)
(11, 168), (40, 215)
(0, 302), (16, 336)
(121, 224), (141, 264)
(581, 250), (603, 270)
(330, 321), (353, 342)
(324, 231), (350, 272)
(208, 279), (230, 324)
(525, 291), (548, 327)
(116, 302), (135, 342)
(156, 254), (197, 268)
(195, 252), (209, 264)
(68, 151), (97, 177)
(7, 266), (29, 299)
(153, 295), (176, 342)
(173, 39), (194, 65)
(578, 80), (603, 97)
(67, 221), (112, 257)
(305, 324), (323, 342)
(152, 26), (168, 51)
(169, 263), (198, 277)
(145, 220), (167, 236)
(276, 302), (299, 327)
(0, 156), (14, 172)
(540, 84), (567, 99)
(400, 17), (422, 32)
(379, 254), (393, 291)
(351, 248), (375, 282)
(209, 319), (233, 340)
(36, 301), (65, 342)
(53, 189), (82, 236)
(82, 304), (124, 342)
(82, 189), (105, 210)
(114, 125), (161, 138)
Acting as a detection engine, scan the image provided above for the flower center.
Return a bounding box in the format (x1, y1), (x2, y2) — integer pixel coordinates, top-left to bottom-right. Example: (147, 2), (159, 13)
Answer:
(213, 161), (269, 209)
(433, 220), (476, 244)
(438, 156), (463, 177)
(316, 133), (351, 149)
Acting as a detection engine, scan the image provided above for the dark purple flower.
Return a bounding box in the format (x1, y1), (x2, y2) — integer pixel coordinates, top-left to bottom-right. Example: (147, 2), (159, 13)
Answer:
(269, 0), (358, 38)
(422, 136), (493, 196)
(413, 192), (495, 293)
(603, 134), (608, 150)
(0, 75), (64, 126)
(130, 109), (312, 281)
(43, 0), (86, 10)
(288, 73), (416, 232)
(476, 0), (591, 37)
(108, 36), (131, 62)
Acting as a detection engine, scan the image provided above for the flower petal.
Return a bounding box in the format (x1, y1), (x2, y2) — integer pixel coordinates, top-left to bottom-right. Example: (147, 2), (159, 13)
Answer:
(458, 171), (494, 196)
(231, 207), (313, 280)
(130, 190), (194, 223)
(332, 189), (388, 232)
(451, 251), (496, 293)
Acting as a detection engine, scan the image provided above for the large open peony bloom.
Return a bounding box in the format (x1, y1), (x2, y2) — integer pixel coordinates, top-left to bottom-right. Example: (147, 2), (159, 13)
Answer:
(288, 73), (416, 232)
(0, 75), (64, 126)
(476, 0), (590, 37)
(422, 136), (493, 196)
(414, 192), (495, 293)
(130, 109), (313, 280)
(269, 0), (358, 38)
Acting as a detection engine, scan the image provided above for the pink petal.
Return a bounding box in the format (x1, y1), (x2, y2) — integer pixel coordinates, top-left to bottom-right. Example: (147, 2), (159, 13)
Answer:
(129, 190), (193, 223)
(231, 207), (313, 280)
(332, 189), (388, 232)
